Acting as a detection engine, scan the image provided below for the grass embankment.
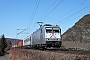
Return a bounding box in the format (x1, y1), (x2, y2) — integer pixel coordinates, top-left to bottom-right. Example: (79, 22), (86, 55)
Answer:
(10, 48), (90, 60)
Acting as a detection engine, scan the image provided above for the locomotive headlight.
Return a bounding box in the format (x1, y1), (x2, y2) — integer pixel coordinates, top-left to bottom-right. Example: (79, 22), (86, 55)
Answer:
(46, 38), (49, 40)
(57, 39), (60, 40)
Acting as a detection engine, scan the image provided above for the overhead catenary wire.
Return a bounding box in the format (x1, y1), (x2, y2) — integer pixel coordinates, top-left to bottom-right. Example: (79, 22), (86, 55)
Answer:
(56, 4), (90, 24)
(38, 0), (58, 21)
(60, 15), (83, 24)
(27, 0), (63, 36)
(28, 0), (87, 35)
(55, 0), (88, 22)
(31, 0), (41, 22)
(60, 7), (90, 24)
(28, 0), (87, 27)
(24, 23), (38, 39)
(23, 0), (41, 39)
(28, 0), (41, 29)
(25, 0), (90, 39)
(31, 0), (87, 31)
(28, 22), (46, 34)
(40, 0), (64, 21)
(27, 0), (58, 34)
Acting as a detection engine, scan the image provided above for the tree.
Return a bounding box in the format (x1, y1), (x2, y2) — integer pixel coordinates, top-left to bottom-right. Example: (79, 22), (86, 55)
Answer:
(4, 40), (12, 52)
(0, 34), (7, 55)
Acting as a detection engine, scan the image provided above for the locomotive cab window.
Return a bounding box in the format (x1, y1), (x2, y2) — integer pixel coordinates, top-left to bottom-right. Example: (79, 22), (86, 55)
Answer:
(46, 29), (52, 33)
(45, 27), (52, 33)
(53, 30), (59, 33)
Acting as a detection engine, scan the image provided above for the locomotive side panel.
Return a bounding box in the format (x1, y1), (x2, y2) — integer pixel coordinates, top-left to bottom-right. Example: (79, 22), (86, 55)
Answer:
(24, 37), (30, 46)
(41, 26), (46, 44)
(24, 36), (32, 48)
(32, 27), (44, 45)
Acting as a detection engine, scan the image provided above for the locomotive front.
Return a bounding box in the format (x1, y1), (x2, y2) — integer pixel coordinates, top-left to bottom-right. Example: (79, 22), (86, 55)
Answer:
(44, 25), (62, 48)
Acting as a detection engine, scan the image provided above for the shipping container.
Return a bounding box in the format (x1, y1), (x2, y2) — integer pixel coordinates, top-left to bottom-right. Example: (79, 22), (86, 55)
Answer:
(17, 40), (24, 47)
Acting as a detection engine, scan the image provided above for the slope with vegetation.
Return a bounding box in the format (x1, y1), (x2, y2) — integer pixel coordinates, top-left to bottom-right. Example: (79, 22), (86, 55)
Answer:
(62, 14), (90, 50)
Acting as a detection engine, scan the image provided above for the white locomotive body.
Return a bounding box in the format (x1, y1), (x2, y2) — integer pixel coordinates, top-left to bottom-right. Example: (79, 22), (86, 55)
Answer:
(45, 25), (62, 47)
(24, 24), (62, 48)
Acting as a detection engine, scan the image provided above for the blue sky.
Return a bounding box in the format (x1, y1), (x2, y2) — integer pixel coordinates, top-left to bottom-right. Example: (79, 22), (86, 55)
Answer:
(0, 0), (90, 39)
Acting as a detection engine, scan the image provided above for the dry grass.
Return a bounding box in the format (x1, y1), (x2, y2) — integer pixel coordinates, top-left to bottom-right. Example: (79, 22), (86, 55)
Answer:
(10, 48), (90, 60)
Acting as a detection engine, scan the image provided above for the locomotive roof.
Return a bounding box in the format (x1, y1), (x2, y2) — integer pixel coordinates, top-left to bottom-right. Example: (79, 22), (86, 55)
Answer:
(32, 24), (60, 34)
(44, 24), (59, 27)
(44, 24), (52, 26)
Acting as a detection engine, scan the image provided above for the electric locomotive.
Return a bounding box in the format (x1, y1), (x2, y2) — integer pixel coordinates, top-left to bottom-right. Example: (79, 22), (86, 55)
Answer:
(24, 24), (62, 49)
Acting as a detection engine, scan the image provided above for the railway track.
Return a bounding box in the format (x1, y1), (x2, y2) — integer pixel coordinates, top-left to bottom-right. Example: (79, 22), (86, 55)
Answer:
(45, 48), (90, 55)
(18, 46), (90, 55)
